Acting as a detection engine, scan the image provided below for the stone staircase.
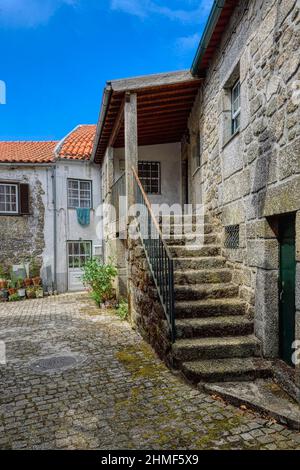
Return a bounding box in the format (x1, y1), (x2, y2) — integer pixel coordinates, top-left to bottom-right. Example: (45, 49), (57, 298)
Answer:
(160, 214), (273, 385)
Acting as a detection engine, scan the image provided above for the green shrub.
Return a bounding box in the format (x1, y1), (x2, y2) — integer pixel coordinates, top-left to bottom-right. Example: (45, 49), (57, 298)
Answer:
(116, 299), (128, 320)
(82, 259), (117, 305)
(9, 293), (21, 302)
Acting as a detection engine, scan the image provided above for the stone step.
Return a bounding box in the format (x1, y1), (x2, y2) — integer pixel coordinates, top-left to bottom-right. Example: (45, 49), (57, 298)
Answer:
(174, 268), (232, 285)
(159, 214), (210, 224)
(176, 316), (254, 339)
(161, 223), (215, 235)
(165, 233), (218, 246)
(181, 358), (273, 383)
(170, 245), (221, 258)
(174, 283), (239, 301)
(173, 256), (226, 270)
(172, 335), (261, 362)
(175, 298), (247, 318)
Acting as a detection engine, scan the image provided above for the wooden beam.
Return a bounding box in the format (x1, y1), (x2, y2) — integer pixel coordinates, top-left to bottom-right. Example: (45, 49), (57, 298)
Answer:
(107, 97), (125, 147)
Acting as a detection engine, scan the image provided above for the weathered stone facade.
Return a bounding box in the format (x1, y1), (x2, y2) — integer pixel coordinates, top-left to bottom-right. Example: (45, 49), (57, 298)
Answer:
(0, 166), (50, 274)
(185, 0), (300, 392)
(128, 238), (173, 366)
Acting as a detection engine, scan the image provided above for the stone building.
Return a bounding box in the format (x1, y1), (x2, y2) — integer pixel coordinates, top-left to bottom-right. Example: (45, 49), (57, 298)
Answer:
(0, 125), (102, 292)
(93, 0), (300, 401)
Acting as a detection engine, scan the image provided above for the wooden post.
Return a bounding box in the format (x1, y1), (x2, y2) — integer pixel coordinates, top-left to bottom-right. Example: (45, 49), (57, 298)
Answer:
(124, 92), (138, 217)
(124, 92), (138, 326)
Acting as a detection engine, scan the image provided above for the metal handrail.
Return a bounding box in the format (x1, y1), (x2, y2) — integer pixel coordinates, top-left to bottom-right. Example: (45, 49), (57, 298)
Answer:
(111, 172), (125, 224)
(132, 166), (176, 341)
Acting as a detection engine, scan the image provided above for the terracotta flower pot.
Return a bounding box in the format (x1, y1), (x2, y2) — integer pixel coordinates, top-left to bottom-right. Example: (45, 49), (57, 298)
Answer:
(24, 278), (32, 287)
(32, 277), (41, 286)
(0, 280), (7, 289)
(8, 288), (17, 295)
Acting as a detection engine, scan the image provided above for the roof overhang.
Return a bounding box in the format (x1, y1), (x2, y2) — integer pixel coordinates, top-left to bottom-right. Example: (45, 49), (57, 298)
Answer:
(92, 70), (202, 164)
(191, 0), (238, 77)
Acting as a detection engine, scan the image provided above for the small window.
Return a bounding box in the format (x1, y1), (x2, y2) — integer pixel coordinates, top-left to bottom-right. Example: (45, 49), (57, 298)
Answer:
(225, 225), (240, 249)
(231, 81), (241, 135)
(68, 241), (92, 268)
(0, 183), (18, 214)
(68, 179), (92, 208)
(138, 161), (161, 195)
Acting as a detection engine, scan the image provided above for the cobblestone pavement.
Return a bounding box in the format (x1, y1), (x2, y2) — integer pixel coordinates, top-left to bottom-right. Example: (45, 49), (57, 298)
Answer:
(0, 293), (299, 450)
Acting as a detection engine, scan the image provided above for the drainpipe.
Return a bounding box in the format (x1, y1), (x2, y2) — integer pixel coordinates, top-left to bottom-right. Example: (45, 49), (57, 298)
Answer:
(191, 0), (226, 77)
(51, 166), (57, 291)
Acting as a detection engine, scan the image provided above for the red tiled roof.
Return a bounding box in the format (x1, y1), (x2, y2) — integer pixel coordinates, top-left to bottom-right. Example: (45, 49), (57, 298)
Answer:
(0, 141), (57, 163)
(57, 125), (96, 160)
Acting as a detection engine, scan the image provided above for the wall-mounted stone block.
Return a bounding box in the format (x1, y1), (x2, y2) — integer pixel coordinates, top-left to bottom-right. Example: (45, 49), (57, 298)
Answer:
(255, 268), (279, 357)
(278, 139), (300, 181)
(263, 178), (300, 217)
(247, 239), (279, 269)
(222, 200), (246, 225)
(223, 168), (250, 204)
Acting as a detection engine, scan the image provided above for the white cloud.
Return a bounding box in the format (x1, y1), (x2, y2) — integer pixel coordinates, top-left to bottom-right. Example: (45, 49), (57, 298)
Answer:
(176, 33), (200, 54)
(0, 0), (77, 27)
(110, 0), (214, 24)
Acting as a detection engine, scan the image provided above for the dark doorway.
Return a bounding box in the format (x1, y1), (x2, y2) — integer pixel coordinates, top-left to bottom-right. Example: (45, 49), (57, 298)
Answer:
(279, 213), (296, 367)
(182, 159), (189, 205)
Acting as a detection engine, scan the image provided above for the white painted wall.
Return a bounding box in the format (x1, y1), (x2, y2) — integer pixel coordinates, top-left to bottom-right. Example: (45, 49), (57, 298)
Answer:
(114, 142), (182, 206)
(55, 160), (102, 292)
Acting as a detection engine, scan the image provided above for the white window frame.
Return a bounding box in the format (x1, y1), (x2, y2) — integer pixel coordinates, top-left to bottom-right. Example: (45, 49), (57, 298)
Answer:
(138, 161), (161, 195)
(67, 179), (92, 209)
(67, 241), (92, 269)
(231, 80), (241, 135)
(0, 183), (19, 214)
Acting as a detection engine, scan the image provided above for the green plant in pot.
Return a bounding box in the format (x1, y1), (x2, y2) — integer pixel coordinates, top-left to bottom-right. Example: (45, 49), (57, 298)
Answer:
(7, 278), (17, 295)
(26, 286), (36, 299)
(9, 292), (21, 302)
(30, 259), (42, 286)
(16, 277), (26, 298)
(35, 286), (43, 298)
(0, 289), (8, 302)
(0, 265), (8, 289)
(82, 258), (117, 306)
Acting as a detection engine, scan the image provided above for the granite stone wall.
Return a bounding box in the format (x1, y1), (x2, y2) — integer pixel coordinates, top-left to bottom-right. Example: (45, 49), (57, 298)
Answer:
(185, 0), (300, 386)
(128, 238), (173, 366)
(0, 168), (47, 274)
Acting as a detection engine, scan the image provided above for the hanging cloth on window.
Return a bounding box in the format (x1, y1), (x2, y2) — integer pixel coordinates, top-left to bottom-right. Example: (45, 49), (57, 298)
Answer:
(76, 207), (90, 226)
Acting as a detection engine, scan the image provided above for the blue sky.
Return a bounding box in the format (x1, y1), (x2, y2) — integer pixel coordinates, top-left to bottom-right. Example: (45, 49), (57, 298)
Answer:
(0, 0), (213, 141)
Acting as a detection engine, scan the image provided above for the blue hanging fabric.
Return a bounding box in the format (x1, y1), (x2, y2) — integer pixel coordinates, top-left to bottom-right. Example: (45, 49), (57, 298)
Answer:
(76, 207), (90, 226)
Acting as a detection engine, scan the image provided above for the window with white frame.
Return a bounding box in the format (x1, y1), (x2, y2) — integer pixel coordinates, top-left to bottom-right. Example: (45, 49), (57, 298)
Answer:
(67, 179), (92, 208)
(0, 183), (18, 214)
(67, 241), (92, 268)
(231, 80), (241, 134)
(138, 161), (161, 195)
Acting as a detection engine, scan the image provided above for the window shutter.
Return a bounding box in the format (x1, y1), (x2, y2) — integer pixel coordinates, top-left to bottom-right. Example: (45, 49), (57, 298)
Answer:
(19, 183), (30, 215)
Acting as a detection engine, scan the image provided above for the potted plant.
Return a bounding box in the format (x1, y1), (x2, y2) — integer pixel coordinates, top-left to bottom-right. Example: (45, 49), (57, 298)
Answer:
(7, 279), (17, 296)
(35, 286), (44, 298)
(16, 277), (26, 298)
(9, 292), (21, 302)
(26, 286), (36, 299)
(0, 289), (8, 302)
(0, 265), (7, 289)
(30, 259), (42, 286)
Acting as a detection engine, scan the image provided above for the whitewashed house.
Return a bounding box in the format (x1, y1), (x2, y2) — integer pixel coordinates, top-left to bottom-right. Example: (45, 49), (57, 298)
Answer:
(0, 124), (102, 292)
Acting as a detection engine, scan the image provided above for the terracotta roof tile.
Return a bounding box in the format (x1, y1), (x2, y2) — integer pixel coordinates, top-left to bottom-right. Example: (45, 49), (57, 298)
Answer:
(0, 141), (57, 163)
(58, 125), (96, 160)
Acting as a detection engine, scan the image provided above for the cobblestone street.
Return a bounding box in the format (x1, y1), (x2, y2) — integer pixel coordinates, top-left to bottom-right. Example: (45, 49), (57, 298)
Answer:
(0, 293), (299, 450)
